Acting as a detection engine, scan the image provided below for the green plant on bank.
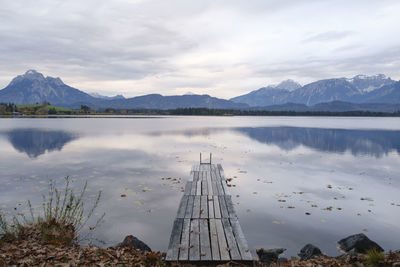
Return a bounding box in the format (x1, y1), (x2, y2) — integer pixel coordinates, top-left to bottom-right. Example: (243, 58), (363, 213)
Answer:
(0, 176), (104, 246)
(365, 248), (385, 267)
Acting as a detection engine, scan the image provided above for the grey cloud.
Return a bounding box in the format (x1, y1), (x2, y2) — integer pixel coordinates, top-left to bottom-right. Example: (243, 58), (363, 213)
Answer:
(0, 0), (197, 81)
(303, 31), (354, 43)
(254, 45), (400, 84)
(0, 0), (399, 96)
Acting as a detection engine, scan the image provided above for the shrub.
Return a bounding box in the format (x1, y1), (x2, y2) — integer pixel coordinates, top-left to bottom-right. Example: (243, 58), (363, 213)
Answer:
(0, 177), (104, 246)
(48, 107), (57, 114)
(365, 248), (385, 267)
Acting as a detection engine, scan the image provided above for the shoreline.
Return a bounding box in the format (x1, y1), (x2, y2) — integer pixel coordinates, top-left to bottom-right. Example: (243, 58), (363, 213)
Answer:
(1, 234), (399, 266)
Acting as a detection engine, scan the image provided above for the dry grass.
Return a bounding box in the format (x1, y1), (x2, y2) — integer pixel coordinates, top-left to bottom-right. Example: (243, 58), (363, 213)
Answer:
(0, 176), (104, 246)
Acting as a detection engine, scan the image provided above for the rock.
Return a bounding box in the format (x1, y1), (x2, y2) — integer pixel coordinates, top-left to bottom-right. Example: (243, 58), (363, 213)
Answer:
(338, 233), (383, 254)
(256, 248), (286, 263)
(116, 235), (151, 251)
(298, 244), (322, 260)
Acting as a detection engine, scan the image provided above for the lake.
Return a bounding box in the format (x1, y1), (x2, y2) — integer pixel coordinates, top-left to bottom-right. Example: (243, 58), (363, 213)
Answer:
(0, 116), (399, 257)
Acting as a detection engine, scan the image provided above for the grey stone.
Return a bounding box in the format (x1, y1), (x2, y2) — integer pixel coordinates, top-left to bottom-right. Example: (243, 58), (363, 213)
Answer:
(298, 244), (322, 260)
(256, 248), (286, 263)
(117, 235), (151, 251)
(338, 233), (383, 254)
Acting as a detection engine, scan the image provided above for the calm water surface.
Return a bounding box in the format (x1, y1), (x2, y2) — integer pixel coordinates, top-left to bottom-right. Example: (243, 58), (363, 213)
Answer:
(0, 116), (399, 257)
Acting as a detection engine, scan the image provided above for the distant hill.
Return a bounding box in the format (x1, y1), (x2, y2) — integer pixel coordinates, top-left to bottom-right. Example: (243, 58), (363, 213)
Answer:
(252, 101), (400, 113)
(0, 70), (248, 110)
(0, 70), (97, 105)
(91, 94), (249, 110)
(231, 74), (398, 106)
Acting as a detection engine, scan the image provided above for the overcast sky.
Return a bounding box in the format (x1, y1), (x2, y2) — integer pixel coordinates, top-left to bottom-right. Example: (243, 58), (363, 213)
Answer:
(0, 0), (399, 98)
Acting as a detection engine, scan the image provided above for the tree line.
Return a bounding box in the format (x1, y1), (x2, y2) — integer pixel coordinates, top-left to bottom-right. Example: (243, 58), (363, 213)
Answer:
(1, 103), (400, 117)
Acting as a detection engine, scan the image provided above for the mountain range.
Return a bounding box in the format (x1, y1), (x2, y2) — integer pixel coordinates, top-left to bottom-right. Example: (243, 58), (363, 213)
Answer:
(231, 75), (399, 106)
(0, 70), (399, 112)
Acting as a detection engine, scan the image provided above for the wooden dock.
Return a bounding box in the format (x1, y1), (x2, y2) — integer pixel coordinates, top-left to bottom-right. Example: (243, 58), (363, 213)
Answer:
(166, 162), (254, 263)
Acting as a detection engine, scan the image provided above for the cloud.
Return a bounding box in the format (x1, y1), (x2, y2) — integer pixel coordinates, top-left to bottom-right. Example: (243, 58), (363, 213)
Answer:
(303, 31), (354, 43)
(0, 0), (399, 98)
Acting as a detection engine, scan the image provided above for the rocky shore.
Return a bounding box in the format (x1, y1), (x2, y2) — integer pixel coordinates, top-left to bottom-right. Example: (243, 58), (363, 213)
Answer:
(1, 231), (400, 266)
(256, 233), (400, 267)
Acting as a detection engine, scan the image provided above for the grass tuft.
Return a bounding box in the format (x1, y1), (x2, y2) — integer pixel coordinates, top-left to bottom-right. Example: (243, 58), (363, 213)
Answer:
(0, 176), (104, 246)
(365, 248), (385, 267)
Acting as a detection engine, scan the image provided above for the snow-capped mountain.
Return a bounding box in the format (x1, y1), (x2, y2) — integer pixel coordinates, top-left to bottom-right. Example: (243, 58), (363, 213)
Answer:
(230, 79), (301, 106)
(273, 79), (302, 91)
(90, 92), (125, 100)
(347, 74), (394, 93)
(231, 75), (399, 106)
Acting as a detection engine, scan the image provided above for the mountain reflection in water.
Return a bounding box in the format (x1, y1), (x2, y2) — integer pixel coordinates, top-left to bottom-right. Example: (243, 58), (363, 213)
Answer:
(152, 126), (400, 157)
(5, 128), (77, 158)
(236, 127), (400, 157)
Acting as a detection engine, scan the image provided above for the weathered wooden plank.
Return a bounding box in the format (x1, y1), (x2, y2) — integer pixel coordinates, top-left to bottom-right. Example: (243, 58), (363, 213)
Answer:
(215, 177), (224, 196)
(184, 182), (192, 196)
(179, 219), (191, 260)
(211, 165), (217, 182)
(207, 168), (213, 195)
(215, 173), (227, 196)
(215, 219), (230, 261)
(192, 196), (201, 218)
(200, 196), (208, 219)
(189, 219), (200, 261)
(205, 164), (211, 173)
(217, 164), (224, 176)
(208, 196), (214, 219)
(199, 219), (212, 261)
(219, 195), (229, 218)
(176, 195), (189, 218)
(196, 179), (202, 195)
(201, 176), (208, 195)
(190, 174), (197, 195)
(193, 171), (199, 183)
(217, 164), (231, 196)
(209, 165), (214, 181)
(230, 218), (253, 261)
(221, 218), (241, 260)
(210, 166), (218, 195)
(211, 181), (218, 196)
(221, 180), (230, 196)
(224, 195), (237, 219)
(214, 197), (221, 218)
(185, 196), (194, 218)
(209, 219), (220, 260)
(166, 218), (184, 261)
